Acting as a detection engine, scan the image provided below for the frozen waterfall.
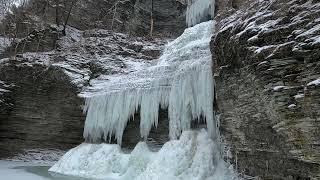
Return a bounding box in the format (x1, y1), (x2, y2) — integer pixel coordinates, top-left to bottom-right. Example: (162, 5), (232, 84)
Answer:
(49, 19), (238, 180)
(81, 21), (217, 145)
(186, 0), (215, 27)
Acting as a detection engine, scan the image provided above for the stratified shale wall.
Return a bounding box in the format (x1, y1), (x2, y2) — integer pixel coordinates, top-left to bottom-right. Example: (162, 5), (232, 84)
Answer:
(213, 0), (320, 179)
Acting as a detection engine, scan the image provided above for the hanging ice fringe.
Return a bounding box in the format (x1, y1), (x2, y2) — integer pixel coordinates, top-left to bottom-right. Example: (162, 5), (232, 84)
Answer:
(81, 21), (216, 145)
(186, 0), (215, 27)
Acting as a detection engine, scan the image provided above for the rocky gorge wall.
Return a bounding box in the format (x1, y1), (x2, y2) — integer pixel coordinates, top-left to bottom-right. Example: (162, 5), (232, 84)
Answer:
(0, 62), (85, 158)
(22, 0), (186, 37)
(0, 27), (165, 158)
(0, 0), (183, 158)
(1, 0), (320, 178)
(213, 0), (320, 179)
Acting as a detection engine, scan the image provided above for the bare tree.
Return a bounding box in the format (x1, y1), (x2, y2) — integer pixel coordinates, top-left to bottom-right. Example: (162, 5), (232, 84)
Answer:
(62, 0), (77, 35)
(54, 0), (60, 26)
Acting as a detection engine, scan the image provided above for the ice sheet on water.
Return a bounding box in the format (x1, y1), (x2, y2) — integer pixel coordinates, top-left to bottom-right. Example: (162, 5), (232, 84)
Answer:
(0, 160), (49, 180)
(49, 130), (237, 180)
(81, 21), (216, 145)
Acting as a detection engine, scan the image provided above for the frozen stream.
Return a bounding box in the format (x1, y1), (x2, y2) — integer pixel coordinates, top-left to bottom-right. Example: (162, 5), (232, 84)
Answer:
(0, 160), (101, 180)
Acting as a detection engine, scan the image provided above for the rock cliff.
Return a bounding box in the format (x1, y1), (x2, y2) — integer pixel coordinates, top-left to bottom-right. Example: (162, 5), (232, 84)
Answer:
(22, 0), (186, 37)
(0, 27), (164, 158)
(0, 0), (181, 158)
(213, 0), (320, 179)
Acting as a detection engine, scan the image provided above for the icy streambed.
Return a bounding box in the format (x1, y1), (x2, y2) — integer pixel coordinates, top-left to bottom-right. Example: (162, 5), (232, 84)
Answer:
(0, 160), (94, 180)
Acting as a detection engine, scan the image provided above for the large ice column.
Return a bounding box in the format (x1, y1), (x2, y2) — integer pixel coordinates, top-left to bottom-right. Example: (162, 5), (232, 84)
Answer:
(186, 0), (215, 27)
(81, 21), (216, 145)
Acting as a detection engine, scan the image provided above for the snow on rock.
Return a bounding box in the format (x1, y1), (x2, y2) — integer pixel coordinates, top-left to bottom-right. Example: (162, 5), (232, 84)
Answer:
(82, 21), (216, 144)
(49, 130), (237, 180)
(253, 45), (276, 54)
(0, 160), (49, 180)
(294, 94), (305, 99)
(273, 86), (289, 91)
(288, 104), (296, 108)
(296, 24), (320, 39)
(186, 0), (215, 27)
(0, 27), (165, 90)
(307, 78), (320, 86)
(0, 80), (13, 95)
(309, 35), (320, 45)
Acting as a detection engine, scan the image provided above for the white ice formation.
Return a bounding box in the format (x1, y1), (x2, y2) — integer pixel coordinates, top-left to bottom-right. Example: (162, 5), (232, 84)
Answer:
(49, 8), (239, 180)
(81, 21), (216, 145)
(186, 0), (215, 27)
(49, 130), (237, 180)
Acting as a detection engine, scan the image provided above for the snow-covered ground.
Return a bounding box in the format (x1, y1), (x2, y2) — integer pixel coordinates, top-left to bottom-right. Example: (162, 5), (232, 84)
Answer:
(0, 160), (104, 180)
(0, 160), (51, 180)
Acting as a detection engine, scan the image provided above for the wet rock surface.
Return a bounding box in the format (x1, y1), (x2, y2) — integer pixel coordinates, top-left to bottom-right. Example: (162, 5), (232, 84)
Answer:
(213, 0), (320, 179)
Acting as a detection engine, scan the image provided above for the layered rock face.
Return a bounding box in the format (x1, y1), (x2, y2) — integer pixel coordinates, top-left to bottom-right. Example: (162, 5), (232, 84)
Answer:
(24, 0), (186, 37)
(0, 28), (164, 157)
(129, 0), (186, 36)
(0, 0), (182, 158)
(0, 63), (85, 158)
(213, 0), (320, 179)
(72, 0), (186, 36)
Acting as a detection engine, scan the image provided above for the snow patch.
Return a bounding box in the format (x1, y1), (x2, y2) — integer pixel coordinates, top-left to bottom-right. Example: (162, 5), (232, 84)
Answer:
(254, 45), (275, 54)
(307, 78), (320, 86)
(296, 24), (320, 39)
(294, 94), (305, 99)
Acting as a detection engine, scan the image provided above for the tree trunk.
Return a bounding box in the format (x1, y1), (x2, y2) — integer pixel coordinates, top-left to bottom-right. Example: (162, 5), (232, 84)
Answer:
(62, 0), (77, 36)
(150, 0), (154, 37)
(55, 0), (60, 27)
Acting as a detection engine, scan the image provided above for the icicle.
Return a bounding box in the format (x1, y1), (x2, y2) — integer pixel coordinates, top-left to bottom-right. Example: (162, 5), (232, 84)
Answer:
(81, 21), (216, 145)
(186, 0), (215, 27)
